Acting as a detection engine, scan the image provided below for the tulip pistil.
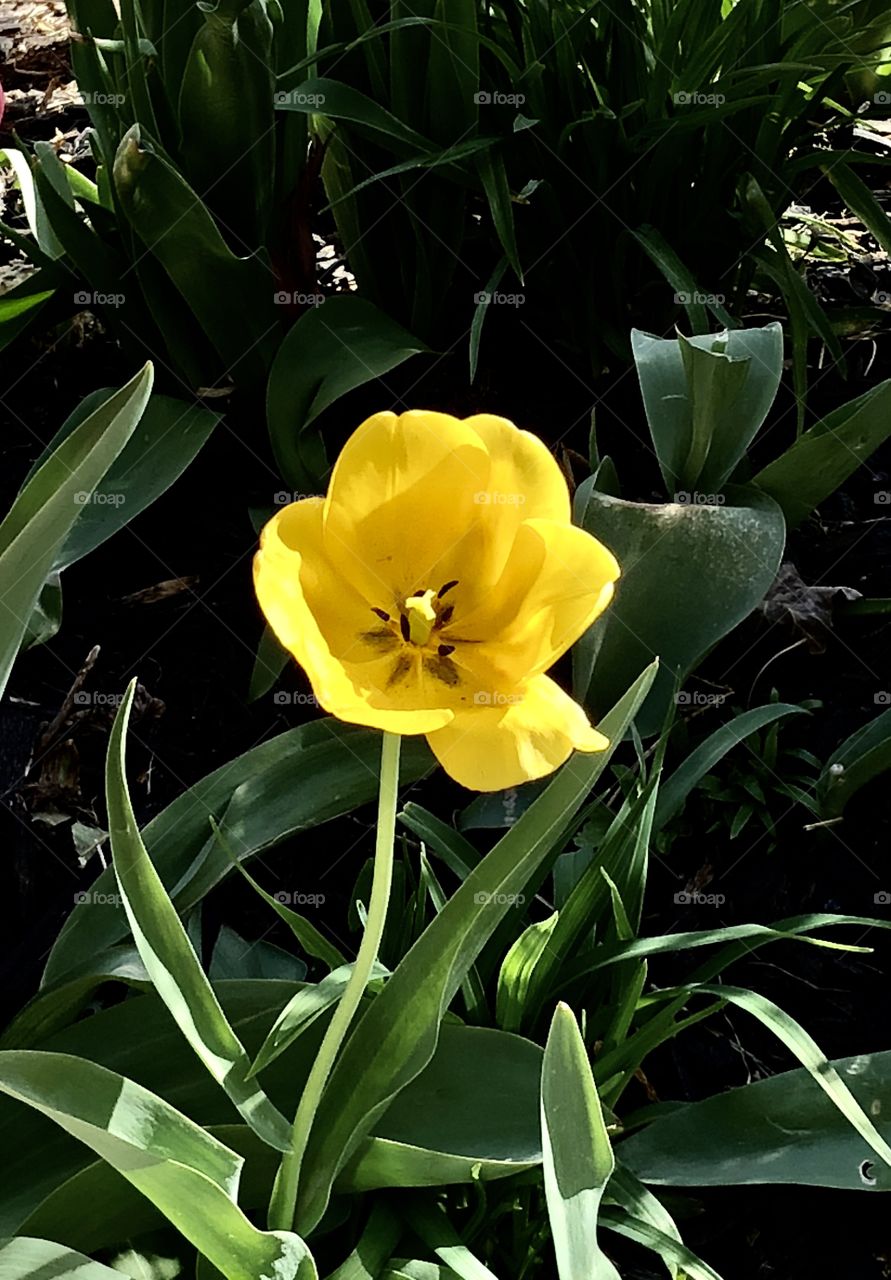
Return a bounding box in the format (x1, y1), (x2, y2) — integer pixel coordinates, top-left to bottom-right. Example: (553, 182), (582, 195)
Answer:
(403, 589), (438, 645)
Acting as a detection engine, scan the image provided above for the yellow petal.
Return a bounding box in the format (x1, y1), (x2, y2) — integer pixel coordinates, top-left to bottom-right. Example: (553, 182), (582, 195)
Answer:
(425, 675), (608, 791)
(322, 410), (491, 607)
(254, 499), (455, 734)
(453, 518), (620, 689)
(453, 414), (572, 612)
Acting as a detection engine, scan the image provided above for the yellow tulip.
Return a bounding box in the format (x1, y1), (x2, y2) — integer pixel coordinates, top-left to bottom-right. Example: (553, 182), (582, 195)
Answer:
(255, 411), (620, 791)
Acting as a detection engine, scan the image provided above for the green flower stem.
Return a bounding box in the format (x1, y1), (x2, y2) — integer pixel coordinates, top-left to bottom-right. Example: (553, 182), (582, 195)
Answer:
(268, 730), (402, 1232)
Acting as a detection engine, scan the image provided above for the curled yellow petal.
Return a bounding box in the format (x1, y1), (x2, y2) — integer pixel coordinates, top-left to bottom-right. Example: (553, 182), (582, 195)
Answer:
(425, 675), (608, 792)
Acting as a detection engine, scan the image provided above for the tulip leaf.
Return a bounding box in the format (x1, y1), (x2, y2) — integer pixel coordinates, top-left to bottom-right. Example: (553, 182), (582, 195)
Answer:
(0, 363), (153, 704)
(0, 1051), (317, 1280)
(2, 992), (542, 1247)
(0, 1237), (121, 1279)
(247, 962), (390, 1080)
(267, 294), (427, 490)
(600, 1211), (724, 1280)
(631, 323), (783, 495)
(294, 662), (658, 1234)
(104, 679), (305, 1150)
(0, 278), (55, 351)
(113, 125), (279, 384)
(620, 1048), (891, 1193)
(753, 379), (891, 528)
(541, 1003), (620, 1280)
(43, 722), (433, 984)
(22, 388), (219, 574)
(817, 705), (891, 818)
(573, 485), (785, 736)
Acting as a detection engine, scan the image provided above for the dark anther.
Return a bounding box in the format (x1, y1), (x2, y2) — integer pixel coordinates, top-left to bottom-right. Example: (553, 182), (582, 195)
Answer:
(438, 644), (455, 657)
(371, 607), (390, 622)
(437, 579), (459, 598)
(437, 604), (454, 628)
(399, 613), (411, 643)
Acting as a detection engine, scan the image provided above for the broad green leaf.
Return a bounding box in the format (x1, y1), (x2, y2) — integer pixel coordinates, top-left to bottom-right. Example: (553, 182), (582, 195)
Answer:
(658, 984), (891, 1177)
(0, 363), (152, 703)
(178, 0), (276, 247)
(0, 148), (65, 258)
(823, 162), (891, 258)
(620, 1048), (891, 1192)
(1, 947), (150, 1050)
(753, 379), (891, 528)
(106, 680), (291, 1150)
(630, 323), (783, 495)
(573, 485), (785, 735)
(113, 126), (278, 384)
(0, 1051), (317, 1280)
(266, 294), (427, 489)
(294, 664), (658, 1234)
(0, 1237), (121, 1279)
(2, 993), (542, 1246)
(43, 721), (432, 984)
(0, 281), (55, 351)
(541, 1004), (620, 1280)
(817, 705), (891, 817)
(654, 703), (809, 828)
(24, 389), (219, 573)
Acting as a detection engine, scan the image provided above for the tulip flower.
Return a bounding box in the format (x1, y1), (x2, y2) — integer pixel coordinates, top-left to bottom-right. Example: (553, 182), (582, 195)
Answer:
(256, 410), (619, 791)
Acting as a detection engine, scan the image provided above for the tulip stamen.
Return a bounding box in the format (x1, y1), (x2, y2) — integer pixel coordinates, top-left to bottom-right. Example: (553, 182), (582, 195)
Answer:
(436, 605), (454, 629)
(438, 644), (455, 657)
(437, 579), (459, 599)
(399, 613), (411, 643)
(371, 607), (391, 622)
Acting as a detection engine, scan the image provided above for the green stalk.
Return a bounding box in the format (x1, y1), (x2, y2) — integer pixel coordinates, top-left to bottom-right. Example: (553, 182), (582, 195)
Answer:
(268, 730), (402, 1231)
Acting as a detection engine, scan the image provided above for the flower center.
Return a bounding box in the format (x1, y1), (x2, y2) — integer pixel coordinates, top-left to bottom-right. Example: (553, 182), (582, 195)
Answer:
(403, 589), (438, 646)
